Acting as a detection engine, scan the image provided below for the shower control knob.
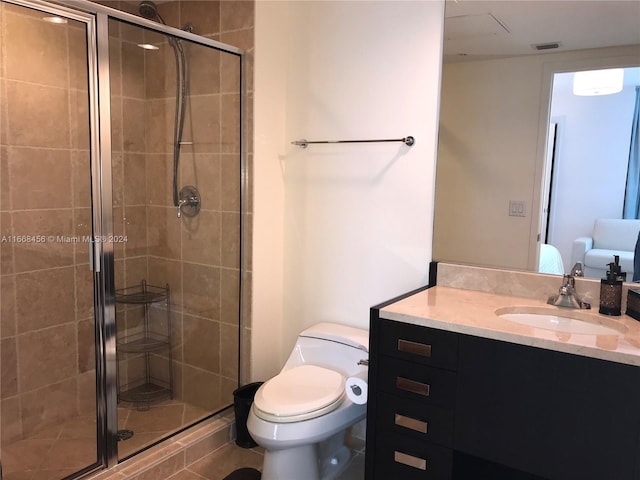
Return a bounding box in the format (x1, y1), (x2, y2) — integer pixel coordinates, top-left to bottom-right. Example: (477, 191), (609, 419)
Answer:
(177, 185), (201, 218)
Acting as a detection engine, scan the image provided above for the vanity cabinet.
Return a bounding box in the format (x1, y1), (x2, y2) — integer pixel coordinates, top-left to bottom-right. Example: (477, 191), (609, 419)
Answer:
(366, 316), (640, 480)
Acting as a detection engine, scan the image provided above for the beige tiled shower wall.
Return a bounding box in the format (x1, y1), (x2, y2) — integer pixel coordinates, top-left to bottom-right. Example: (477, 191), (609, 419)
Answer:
(102, 0), (255, 410)
(0, 3), (96, 445)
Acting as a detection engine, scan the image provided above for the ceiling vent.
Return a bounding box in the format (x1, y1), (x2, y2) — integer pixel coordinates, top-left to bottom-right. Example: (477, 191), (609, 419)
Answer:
(532, 42), (561, 51)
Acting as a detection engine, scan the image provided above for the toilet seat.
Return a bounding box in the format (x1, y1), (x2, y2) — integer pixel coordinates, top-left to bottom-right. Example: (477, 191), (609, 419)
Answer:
(253, 365), (345, 423)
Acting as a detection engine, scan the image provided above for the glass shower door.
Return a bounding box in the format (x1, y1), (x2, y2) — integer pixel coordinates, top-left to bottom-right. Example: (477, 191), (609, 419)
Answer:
(0, 1), (100, 478)
(106, 13), (242, 460)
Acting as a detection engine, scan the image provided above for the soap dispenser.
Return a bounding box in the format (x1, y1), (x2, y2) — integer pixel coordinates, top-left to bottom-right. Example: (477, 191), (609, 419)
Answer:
(599, 255), (624, 316)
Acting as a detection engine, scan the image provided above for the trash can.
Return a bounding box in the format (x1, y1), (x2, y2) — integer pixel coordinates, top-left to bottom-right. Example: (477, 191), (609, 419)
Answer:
(233, 382), (263, 448)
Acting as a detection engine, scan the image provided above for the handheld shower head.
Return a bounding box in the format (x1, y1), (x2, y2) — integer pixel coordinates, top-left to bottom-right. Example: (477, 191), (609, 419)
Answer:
(138, 1), (163, 22)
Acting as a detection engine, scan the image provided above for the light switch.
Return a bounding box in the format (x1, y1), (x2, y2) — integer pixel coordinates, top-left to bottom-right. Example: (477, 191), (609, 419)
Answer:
(509, 200), (526, 217)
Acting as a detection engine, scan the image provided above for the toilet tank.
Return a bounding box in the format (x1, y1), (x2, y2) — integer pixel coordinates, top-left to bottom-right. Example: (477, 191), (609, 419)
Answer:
(282, 323), (369, 377)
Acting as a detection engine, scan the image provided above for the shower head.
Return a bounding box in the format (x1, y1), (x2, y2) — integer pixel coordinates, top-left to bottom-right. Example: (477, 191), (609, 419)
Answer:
(138, 1), (163, 23)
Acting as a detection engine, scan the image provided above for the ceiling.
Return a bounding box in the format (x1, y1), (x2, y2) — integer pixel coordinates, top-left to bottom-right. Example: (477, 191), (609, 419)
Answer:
(444, 0), (640, 63)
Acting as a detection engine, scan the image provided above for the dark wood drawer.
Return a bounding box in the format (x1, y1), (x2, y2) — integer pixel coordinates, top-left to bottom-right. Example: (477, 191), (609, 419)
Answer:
(377, 391), (454, 447)
(379, 318), (458, 370)
(374, 430), (453, 480)
(378, 356), (457, 407)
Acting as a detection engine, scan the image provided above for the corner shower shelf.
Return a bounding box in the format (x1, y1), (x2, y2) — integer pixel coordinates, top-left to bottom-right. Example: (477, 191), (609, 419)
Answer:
(115, 282), (168, 305)
(116, 280), (173, 407)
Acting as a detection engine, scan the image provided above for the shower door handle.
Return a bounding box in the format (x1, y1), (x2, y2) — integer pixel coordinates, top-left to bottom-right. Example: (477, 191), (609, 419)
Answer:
(89, 238), (101, 273)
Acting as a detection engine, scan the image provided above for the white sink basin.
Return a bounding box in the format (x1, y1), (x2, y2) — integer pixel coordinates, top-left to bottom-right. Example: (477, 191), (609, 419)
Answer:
(495, 306), (628, 336)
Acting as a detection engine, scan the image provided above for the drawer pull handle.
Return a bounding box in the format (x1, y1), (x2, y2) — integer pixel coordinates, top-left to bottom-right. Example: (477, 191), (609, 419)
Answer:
(395, 413), (428, 434)
(394, 451), (427, 470)
(396, 376), (430, 396)
(397, 339), (432, 357)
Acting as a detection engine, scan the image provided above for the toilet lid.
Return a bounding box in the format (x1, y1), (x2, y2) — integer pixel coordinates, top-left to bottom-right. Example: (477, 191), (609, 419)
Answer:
(253, 365), (345, 420)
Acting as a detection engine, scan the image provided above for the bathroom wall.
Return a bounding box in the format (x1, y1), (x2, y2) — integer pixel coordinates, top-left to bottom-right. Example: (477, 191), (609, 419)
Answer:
(0, 3), (96, 443)
(252, 0), (445, 380)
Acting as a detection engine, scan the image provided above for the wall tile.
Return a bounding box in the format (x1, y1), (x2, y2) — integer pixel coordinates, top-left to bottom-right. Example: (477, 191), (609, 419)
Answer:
(220, 93), (240, 153)
(15, 267), (75, 333)
(124, 205), (148, 257)
(18, 324), (77, 392)
(72, 150), (92, 209)
(220, 154), (240, 212)
(0, 80), (7, 146)
(108, 36), (123, 97)
(187, 42), (221, 96)
(68, 24), (90, 91)
(1, 274), (16, 338)
(20, 378), (78, 437)
(187, 94), (220, 153)
(220, 1), (253, 32)
(1, 337), (18, 398)
(148, 256), (183, 309)
(219, 322), (238, 379)
(219, 47), (241, 95)
(6, 81), (70, 149)
(7, 147), (72, 210)
(122, 98), (146, 152)
(1, 146), (11, 211)
(12, 209), (74, 272)
(182, 262), (220, 319)
(70, 88), (91, 150)
(111, 96), (124, 152)
(121, 41), (146, 99)
(124, 153), (147, 206)
(220, 268), (239, 326)
(75, 264), (95, 321)
(182, 210), (221, 266)
(182, 314), (220, 372)
(1, 395), (22, 444)
(147, 206), (181, 259)
(181, 1), (220, 36)
(220, 212), (239, 269)
(77, 317), (95, 374)
(3, 11), (68, 88)
(181, 364), (220, 410)
(144, 38), (175, 100)
(0, 212), (13, 274)
(180, 153), (221, 212)
(145, 98), (174, 154)
(146, 154), (171, 206)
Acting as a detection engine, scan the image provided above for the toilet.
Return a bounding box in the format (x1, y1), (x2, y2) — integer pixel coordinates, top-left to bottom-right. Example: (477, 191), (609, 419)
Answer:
(246, 322), (369, 480)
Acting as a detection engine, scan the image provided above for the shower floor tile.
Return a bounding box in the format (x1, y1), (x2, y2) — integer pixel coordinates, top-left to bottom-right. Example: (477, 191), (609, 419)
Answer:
(1, 399), (212, 480)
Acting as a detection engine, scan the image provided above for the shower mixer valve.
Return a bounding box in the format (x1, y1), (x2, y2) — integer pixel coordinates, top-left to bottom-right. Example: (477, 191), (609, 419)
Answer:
(177, 185), (201, 218)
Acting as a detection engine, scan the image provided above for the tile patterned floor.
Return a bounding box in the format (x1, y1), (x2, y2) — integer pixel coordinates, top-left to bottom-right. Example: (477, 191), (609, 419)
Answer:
(168, 442), (365, 480)
(1, 398), (211, 480)
(3, 402), (366, 480)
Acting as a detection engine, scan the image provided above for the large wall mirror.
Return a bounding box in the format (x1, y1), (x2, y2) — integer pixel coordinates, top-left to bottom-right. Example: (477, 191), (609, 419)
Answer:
(433, 0), (640, 278)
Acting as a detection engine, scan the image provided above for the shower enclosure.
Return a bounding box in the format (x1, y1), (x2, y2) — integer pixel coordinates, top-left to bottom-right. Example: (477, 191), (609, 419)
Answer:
(0, 0), (245, 478)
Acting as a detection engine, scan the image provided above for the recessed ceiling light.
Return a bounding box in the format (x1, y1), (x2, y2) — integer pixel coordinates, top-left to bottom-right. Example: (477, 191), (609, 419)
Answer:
(137, 43), (160, 50)
(42, 16), (68, 24)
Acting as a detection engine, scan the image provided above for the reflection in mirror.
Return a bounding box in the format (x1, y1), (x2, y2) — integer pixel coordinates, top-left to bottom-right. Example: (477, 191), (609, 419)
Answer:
(432, 0), (640, 276)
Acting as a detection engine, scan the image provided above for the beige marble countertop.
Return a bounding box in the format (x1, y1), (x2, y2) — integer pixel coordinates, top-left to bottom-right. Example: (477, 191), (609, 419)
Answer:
(380, 285), (640, 367)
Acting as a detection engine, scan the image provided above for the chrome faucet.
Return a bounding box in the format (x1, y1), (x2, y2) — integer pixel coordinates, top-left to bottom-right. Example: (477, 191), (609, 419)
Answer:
(547, 274), (591, 309)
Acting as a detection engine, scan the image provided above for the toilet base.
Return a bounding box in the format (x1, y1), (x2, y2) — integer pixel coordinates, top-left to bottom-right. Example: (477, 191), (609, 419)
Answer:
(261, 432), (352, 480)
(262, 444), (320, 480)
